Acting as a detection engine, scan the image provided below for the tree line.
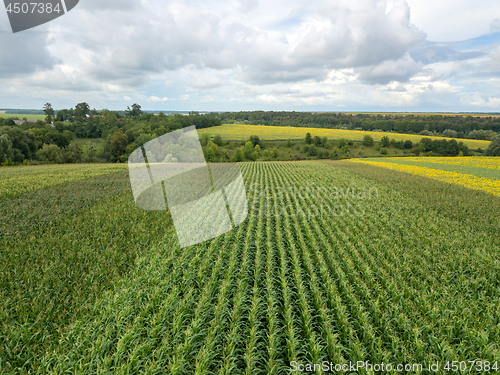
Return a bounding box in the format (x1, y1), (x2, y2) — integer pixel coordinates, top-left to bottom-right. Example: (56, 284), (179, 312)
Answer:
(0, 103), (222, 165)
(1, 105), (499, 166)
(205, 111), (500, 140)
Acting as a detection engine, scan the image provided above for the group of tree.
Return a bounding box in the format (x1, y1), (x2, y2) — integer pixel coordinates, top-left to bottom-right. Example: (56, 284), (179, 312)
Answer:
(206, 111), (500, 140)
(305, 132), (330, 147)
(2, 104), (500, 166)
(416, 138), (470, 156)
(0, 103), (223, 164)
(0, 127), (37, 164)
(0, 126), (96, 165)
(485, 135), (500, 156)
(305, 133), (470, 157)
(106, 110), (222, 162)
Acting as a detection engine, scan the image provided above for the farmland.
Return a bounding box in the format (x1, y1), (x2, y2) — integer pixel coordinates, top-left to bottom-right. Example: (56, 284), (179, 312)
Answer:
(343, 112), (500, 118)
(0, 164), (127, 198)
(197, 124), (491, 150)
(351, 157), (500, 197)
(0, 113), (46, 120)
(1, 160), (499, 373)
(0, 167), (170, 372)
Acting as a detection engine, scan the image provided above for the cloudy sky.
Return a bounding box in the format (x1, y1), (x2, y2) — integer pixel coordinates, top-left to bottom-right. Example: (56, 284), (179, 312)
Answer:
(1, 0), (500, 112)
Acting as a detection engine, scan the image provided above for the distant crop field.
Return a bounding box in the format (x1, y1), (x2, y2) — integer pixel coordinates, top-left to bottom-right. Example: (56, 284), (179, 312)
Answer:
(198, 124), (491, 149)
(0, 113), (46, 120)
(342, 112), (500, 118)
(351, 156), (500, 196)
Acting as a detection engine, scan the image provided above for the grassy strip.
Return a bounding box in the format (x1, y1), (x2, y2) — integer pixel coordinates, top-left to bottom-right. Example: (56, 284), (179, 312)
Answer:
(0, 114), (46, 120)
(0, 171), (171, 373)
(0, 164), (127, 199)
(0, 171), (130, 238)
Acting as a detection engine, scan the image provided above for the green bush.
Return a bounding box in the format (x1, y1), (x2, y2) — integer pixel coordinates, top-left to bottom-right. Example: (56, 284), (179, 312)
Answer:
(404, 140), (413, 149)
(485, 136), (500, 156)
(233, 147), (244, 162)
(307, 146), (317, 157)
(381, 136), (390, 147)
(337, 139), (348, 148)
(249, 135), (261, 147)
(213, 134), (223, 146)
(64, 143), (82, 163)
(200, 133), (211, 146)
(0, 134), (14, 164)
(38, 143), (64, 163)
(362, 135), (374, 147)
(305, 132), (312, 144)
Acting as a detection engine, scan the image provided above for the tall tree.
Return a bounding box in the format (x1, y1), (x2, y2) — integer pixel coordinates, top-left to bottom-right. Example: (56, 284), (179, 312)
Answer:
(305, 132), (312, 144)
(126, 103), (143, 118)
(109, 131), (128, 158)
(74, 102), (90, 119)
(381, 135), (390, 148)
(43, 103), (55, 124)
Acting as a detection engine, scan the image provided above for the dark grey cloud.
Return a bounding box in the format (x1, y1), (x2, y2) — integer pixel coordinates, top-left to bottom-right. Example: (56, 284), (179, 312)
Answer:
(0, 18), (57, 77)
(3, 0), (500, 111)
(42, 0), (427, 88)
(236, 0), (426, 84)
(355, 54), (422, 84)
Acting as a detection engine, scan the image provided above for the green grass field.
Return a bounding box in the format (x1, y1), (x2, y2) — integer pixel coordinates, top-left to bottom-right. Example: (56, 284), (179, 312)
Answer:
(0, 113), (46, 120)
(1, 161), (499, 373)
(0, 164), (127, 198)
(198, 124), (491, 150)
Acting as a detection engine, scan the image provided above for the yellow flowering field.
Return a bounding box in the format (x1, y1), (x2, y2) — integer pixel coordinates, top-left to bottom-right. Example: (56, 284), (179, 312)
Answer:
(386, 156), (500, 170)
(351, 157), (500, 196)
(197, 124), (491, 149)
(0, 163), (128, 198)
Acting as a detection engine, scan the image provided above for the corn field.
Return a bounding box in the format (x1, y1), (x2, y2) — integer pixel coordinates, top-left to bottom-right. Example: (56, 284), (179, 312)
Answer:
(16, 161), (496, 374)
